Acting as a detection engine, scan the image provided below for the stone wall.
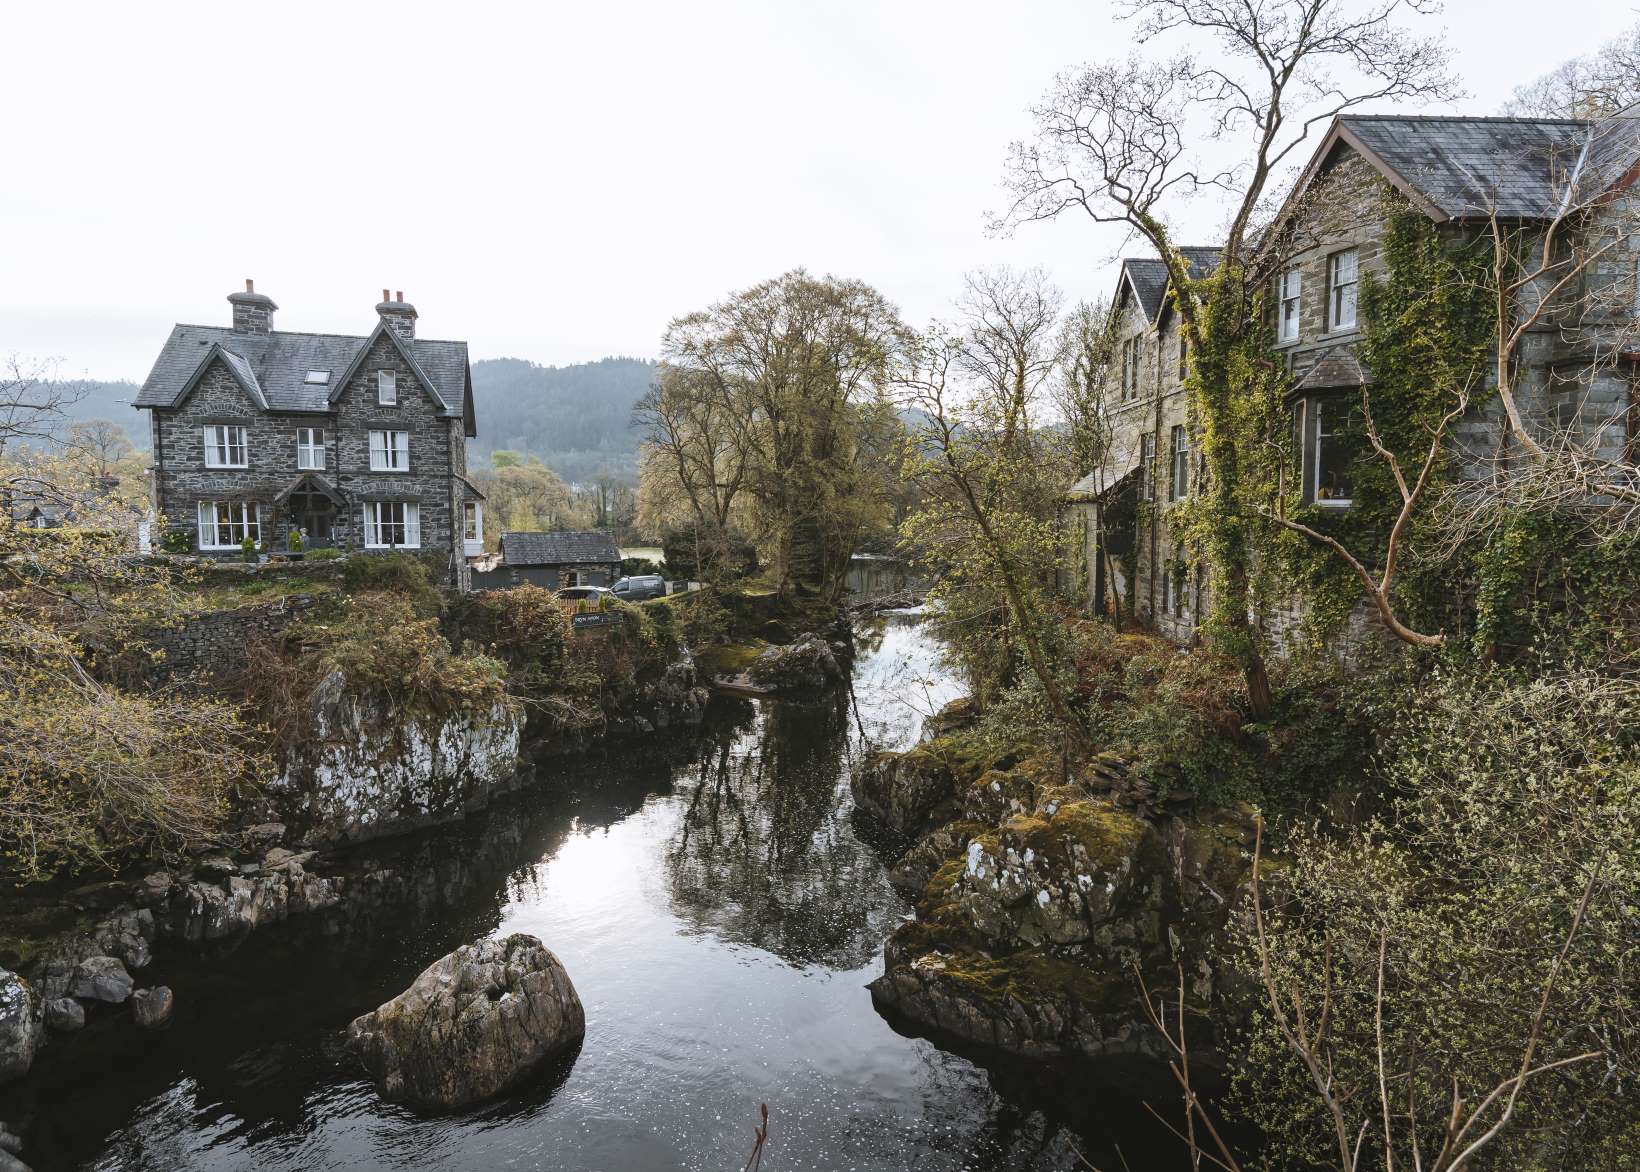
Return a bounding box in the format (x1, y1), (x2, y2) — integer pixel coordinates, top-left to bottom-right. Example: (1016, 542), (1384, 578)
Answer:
(144, 593), (321, 680)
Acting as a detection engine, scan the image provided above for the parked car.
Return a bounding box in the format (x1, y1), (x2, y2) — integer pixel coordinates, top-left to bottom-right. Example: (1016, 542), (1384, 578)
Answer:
(557, 585), (613, 603)
(610, 574), (667, 601)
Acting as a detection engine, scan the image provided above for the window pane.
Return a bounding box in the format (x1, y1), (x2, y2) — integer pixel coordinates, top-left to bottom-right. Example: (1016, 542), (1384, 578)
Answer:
(1316, 400), (1365, 502)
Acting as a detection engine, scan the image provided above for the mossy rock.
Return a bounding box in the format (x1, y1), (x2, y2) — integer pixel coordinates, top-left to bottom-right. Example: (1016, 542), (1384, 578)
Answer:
(693, 641), (770, 678)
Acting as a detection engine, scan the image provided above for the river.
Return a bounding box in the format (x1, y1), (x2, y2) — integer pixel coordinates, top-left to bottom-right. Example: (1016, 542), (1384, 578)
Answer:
(4, 610), (1183, 1171)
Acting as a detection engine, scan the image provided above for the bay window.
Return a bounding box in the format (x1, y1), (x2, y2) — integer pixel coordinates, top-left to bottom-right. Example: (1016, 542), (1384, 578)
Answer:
(463, 501), (483, 544)
(196, 501), (259, 549)
(203, 425), (248, 468)
(368, 430), (409, 472)
(296, 427), (326, 470)
(363, 501), (420, 548)
(1297, 395), (1366, 506)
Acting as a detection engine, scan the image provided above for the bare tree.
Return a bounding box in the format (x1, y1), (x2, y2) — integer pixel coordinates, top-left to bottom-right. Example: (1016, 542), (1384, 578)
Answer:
(1504, 21), (1640, 120)
(997, 0), (1461, 712)
(0, 355), (79, 460)
(898, 268), (1087, 736)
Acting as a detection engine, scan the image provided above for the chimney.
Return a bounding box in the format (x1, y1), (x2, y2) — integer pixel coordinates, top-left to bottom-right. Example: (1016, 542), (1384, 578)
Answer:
(228, 278), (277, 334)
(376, 287), (418, 340)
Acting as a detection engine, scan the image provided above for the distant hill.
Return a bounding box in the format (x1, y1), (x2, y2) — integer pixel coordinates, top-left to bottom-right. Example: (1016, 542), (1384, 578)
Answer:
(26, 379), (148, 446)
(470, 356), (655, 486)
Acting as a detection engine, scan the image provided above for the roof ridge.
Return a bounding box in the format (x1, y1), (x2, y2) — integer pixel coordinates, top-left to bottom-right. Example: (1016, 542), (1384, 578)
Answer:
(172, 322), (467, 347)
(1340, 113), (1590, 126)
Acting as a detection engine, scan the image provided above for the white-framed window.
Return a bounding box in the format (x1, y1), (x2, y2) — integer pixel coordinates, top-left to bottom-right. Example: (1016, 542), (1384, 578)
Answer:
(1140, 433), (1157, 500)
(462, 501), (483, 543)
(296, 427), (326, 470)
(1121, 336), (1141, 400)
(1279, 270), (1302, 342)
(196, 501), (259, 549)
(363, 501), (420, 548)
(1328, 249), (1359, 331)
(377, 370), (397, 406)
(203, 424), (248, 468)
(368, 430), (409, 472)
(1170, 425), (1190, 501)
(1312, 398), (1363, 506)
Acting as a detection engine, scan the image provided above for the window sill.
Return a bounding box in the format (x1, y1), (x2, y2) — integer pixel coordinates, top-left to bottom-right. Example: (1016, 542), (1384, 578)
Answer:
(203, 464), (249, 470)
(365, 544), (421, 551)
(367, 465), (410, 474)
(1315, 499), (1354, 509)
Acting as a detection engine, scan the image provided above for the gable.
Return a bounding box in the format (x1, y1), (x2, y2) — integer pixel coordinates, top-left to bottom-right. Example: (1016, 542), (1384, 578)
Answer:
(330, 331), (448, 414)
(168, 349), (269, 416)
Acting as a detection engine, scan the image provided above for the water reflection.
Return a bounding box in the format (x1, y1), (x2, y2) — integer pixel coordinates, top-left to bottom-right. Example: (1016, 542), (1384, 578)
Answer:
(667, 697), (905, 970)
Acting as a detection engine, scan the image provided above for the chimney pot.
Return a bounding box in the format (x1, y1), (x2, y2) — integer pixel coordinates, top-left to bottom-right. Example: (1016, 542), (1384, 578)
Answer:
(245, 278), (255, 293)
(395, 290), (403, 302)
(382, 288), (390, 302)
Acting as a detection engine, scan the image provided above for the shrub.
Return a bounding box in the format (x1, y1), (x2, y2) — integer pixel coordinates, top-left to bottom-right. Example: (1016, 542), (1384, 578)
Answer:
(341, 552), (443, 616)
(160, 528), (192, 554)
(306, 547), (344, 561)
(318, 591), (505, 714)
(0, 616), (269, 882)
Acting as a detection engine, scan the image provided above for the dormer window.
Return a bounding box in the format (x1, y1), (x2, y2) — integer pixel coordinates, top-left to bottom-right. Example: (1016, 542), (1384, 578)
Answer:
(1278, 270), (1302, 342)
(377, 370), (397, 406)
(1327, 249), (1359, 332)
(304, 370), (330, 385)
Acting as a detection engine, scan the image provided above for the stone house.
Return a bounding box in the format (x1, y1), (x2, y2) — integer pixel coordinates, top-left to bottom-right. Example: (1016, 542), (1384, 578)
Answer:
(495, 530), (621, 590)
(135, 282), (486, 589)
(1068, 111), (1640, 647)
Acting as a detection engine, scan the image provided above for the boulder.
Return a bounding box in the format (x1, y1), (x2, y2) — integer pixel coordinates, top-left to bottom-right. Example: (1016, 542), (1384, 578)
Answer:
(43, 998), (84, 1033)
(748, 634), (844, 693)
(71, 956), (133, 1004)
(0, 970), (42, 1084)
(920, 695), (979, 742)
(130, 986), (174, 1029)
(346, 933), (584, 1111)
(0, 1123), (28, 1172)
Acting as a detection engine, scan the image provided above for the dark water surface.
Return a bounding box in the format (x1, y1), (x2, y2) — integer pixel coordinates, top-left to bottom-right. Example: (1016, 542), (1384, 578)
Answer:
(5, 612), (1184, 1171)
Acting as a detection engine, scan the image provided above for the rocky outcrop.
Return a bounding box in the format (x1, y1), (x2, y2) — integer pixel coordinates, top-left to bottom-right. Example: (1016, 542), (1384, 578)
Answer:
(274, 669), (525, 844)
(0, 970), (41, 1084)
(861, 730), (1254, 1067)
(0, 1122), (31, 1172)
(346, 933), (585, 1111)
(627, 651), (712, 734)
(852, 746), (958, 835)
(749, 631), (849, 693)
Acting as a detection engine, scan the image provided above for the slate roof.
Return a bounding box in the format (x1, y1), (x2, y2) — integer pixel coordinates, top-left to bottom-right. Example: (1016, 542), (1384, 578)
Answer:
(1321, 114), (1640, 222)
(500, 529), (621, 567)
(135, 322), (472, 423)
(1120, 246), (1224, 320)
(1291, 346), (1373, 396)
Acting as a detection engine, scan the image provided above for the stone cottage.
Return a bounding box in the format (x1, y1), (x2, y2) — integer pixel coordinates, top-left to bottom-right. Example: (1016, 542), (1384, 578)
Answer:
(1067, 110), (1640, 646)
(135, 282), (486, 589)
(494, 530), (621, 590)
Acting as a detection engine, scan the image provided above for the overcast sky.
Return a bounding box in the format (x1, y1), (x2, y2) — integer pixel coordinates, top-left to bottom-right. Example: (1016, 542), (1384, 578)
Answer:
(4, 0), (1635, 382)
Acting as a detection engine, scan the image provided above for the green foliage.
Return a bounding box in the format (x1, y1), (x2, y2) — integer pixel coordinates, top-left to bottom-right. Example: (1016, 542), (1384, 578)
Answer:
(306, 546), (343, 561)
(340, 552), (443, 617)
(240, 534), (257, 563)
(1234, 661), (1640, 1169)
(317, 592), (506, 715)
(160, 527), (192, 554)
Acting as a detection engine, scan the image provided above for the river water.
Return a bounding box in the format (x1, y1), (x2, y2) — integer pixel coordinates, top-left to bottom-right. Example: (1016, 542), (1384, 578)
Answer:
(6, 610), (1183, 1171)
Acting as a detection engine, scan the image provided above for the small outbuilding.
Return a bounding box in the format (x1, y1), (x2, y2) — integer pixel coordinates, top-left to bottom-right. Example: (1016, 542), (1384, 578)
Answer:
(497, 530), (622, 590)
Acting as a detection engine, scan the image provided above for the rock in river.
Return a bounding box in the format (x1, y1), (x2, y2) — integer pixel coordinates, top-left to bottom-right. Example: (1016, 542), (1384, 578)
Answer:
(346, 933), (585, 1111)
(0, 970), (42, 1084)
(131, 986), (175, 1029)
(71, 956), (133, 1004)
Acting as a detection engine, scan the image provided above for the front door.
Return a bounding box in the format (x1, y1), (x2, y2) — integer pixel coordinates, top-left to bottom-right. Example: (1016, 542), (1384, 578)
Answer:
(298, 506), (333, 548)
